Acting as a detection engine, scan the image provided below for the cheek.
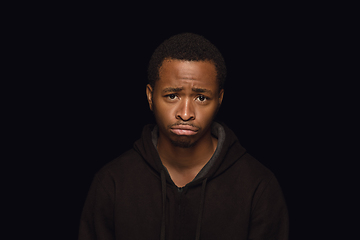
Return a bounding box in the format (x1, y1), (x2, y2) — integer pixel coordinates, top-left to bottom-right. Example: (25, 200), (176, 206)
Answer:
(197, 106), (217, 124)
(153, 100), (175, 123)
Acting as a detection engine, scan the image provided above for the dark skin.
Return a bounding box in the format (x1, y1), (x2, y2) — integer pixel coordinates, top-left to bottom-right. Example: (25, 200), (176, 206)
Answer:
(146, 59), (224, 187)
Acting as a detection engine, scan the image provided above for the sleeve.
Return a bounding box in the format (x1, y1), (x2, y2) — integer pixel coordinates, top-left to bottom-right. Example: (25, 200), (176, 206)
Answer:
(78, 173), (115, 240)
(248, 175), (289, 240)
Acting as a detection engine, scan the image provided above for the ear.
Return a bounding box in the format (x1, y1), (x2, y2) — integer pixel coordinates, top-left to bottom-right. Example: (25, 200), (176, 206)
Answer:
(146, 84), (154, 111)
(218, 89), (224, 106)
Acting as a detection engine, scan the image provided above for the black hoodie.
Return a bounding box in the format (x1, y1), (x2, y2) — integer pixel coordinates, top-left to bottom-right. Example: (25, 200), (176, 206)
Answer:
(79, 122), (289, 240)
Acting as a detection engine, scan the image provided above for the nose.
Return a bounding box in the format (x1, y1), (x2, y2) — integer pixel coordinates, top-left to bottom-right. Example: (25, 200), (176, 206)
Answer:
(176, 98), (195, 121)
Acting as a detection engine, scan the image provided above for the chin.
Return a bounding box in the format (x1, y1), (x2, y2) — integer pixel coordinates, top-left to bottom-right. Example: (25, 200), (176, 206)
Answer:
(170, 138), (196, 148)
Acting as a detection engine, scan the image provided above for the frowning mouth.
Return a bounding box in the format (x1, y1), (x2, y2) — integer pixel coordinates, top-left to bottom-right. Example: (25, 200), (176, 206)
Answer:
(170, 124), (199, 136)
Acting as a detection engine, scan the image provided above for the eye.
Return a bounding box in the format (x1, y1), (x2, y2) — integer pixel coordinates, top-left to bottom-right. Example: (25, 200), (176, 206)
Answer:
(165, 94), (178, 101)
(196, 95), (208, 102)
(168, 94), (176, 99)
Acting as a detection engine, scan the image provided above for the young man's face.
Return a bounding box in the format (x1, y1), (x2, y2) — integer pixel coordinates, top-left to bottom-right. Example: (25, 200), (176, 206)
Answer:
(146, 59), (224, 148)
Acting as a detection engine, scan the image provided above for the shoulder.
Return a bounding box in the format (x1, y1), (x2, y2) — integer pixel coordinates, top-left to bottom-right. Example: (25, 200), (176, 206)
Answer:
(94, 148), (144, 182)
(231, 153), (285, 205)
(235, 152), (277, 184)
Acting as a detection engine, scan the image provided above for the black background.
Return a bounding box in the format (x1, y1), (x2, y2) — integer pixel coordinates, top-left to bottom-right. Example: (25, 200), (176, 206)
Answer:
(9, 3), (352, 239)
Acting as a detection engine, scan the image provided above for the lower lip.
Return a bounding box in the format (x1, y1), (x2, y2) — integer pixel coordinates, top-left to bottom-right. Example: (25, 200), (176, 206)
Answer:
(171, 129), (198, 136)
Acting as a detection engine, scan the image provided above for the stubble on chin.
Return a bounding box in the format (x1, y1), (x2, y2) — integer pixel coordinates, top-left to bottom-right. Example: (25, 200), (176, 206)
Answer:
(170, 137), (195, 148)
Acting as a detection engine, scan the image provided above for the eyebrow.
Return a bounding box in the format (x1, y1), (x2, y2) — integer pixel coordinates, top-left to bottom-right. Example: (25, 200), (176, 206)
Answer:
(162, 87), (183, 93)
(192, 87), (213, 94)
(162, 87), (213, 95)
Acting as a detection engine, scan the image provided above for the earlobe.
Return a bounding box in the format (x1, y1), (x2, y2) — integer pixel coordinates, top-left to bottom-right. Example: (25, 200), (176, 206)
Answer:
(146, 84), (153, 111)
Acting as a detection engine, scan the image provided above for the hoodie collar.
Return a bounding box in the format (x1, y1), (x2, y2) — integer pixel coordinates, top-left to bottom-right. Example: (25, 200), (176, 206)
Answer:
(133, 121), (246, 183)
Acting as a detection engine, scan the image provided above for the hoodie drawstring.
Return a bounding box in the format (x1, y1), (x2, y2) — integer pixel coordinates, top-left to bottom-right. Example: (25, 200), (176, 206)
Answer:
(195, 178), (208, 240)
(160, 170), (166, 240)
(160, 170), (208, 240)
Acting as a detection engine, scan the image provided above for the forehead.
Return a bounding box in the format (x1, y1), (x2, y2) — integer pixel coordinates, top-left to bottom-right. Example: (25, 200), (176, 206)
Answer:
(157, 59), (217, 89)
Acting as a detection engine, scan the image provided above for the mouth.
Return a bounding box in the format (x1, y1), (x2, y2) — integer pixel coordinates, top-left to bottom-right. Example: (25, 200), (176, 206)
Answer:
(170, 124), (199, 136)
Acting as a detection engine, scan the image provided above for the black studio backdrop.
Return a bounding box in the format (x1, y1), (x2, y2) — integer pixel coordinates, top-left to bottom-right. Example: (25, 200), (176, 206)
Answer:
(29, 7), (337, 239)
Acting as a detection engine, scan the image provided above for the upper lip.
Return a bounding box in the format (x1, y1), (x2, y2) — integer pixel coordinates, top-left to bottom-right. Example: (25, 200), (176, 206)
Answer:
(171, 124), (199, 131)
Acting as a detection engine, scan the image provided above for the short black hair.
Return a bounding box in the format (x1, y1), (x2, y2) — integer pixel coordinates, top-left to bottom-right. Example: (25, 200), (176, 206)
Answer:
(148, 33), (226, 90)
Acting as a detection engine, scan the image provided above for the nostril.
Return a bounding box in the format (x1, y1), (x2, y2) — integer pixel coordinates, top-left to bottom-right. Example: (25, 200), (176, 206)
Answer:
(176, 113), (195, 121)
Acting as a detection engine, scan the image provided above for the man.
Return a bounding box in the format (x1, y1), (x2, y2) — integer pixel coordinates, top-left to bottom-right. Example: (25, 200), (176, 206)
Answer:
(79, 33), (289, 240)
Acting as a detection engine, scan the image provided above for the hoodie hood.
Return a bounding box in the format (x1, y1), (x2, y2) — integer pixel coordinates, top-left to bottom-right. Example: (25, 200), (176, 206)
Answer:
(133, 121), (247, 185)
(79, 121), (289, 240)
